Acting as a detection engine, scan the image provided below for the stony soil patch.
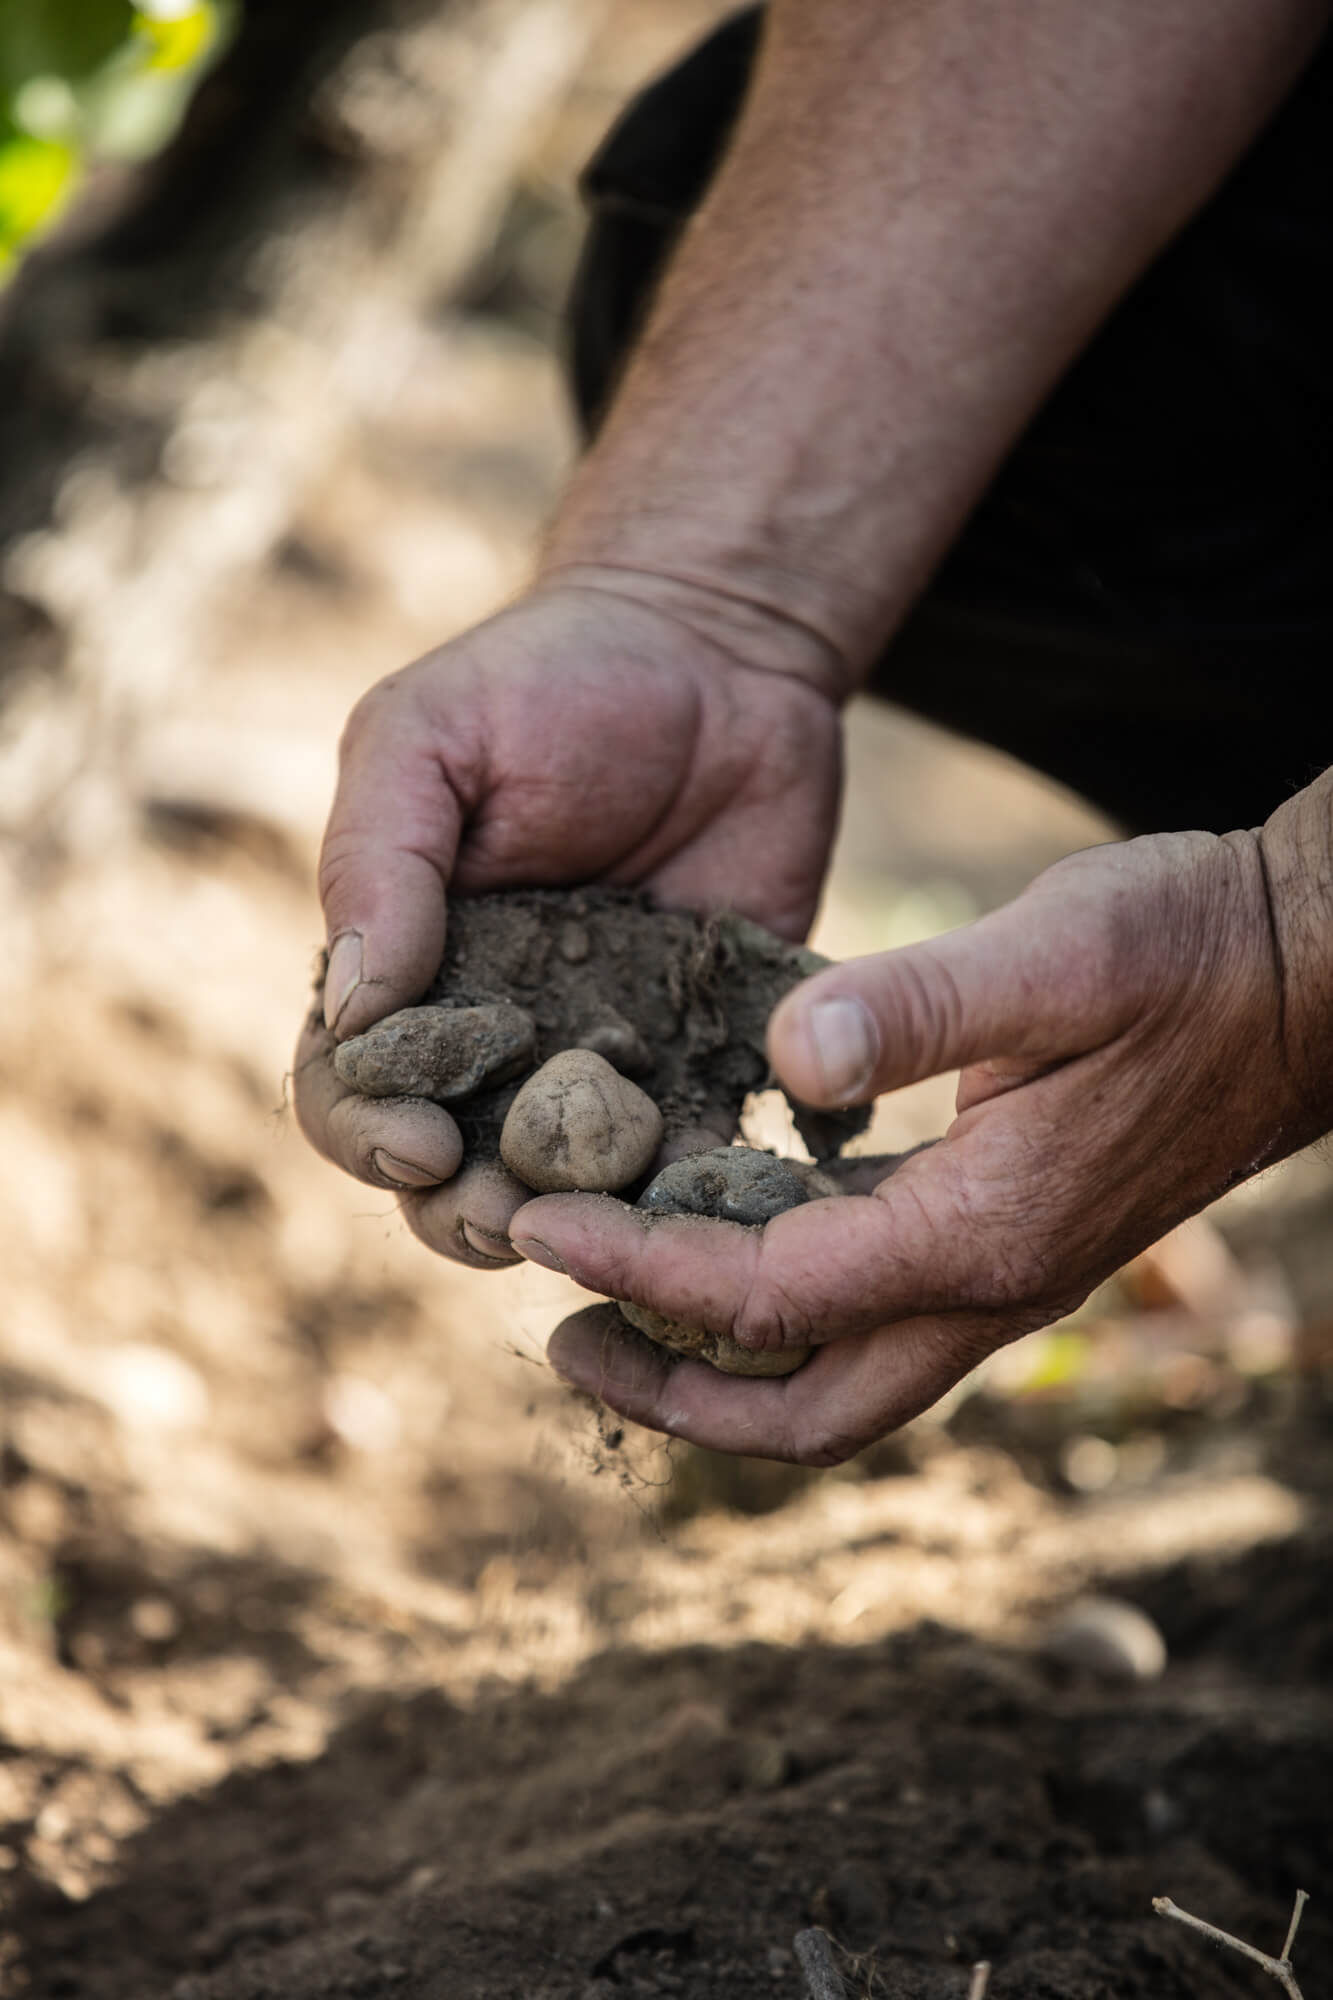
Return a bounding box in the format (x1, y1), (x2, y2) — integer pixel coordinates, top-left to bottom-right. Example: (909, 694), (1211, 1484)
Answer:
(331, 889), (869, 1178)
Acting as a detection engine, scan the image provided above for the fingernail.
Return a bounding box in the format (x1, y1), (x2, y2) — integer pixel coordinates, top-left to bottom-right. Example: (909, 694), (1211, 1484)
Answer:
(808, 995), (877, 1103)
(371, 1148), (440, 1190)
(324, 931), (363, 1032)
(461, 1220), (517, 1261)
(511, 1236), (567, 1275)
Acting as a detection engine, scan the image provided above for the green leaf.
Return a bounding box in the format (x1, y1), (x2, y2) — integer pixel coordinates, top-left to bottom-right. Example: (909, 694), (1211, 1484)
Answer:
(1017, 1328), (1092, 1394)
(0, 130), (79, 251)
(132, 3), (216, 74)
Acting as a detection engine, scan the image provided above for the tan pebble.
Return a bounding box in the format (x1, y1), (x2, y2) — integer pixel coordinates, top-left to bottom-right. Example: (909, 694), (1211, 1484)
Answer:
(334, 1003), (535, 1103)
(1039, 1596), (1167, 1684)
(619, 1300), (807, 1377)
(499, 1049), (663, 1193)
(557, 920), (591, 963)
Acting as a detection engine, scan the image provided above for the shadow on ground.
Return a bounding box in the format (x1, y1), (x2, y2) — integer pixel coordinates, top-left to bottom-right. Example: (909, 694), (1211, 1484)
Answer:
(10, 1466), (1331, 2000)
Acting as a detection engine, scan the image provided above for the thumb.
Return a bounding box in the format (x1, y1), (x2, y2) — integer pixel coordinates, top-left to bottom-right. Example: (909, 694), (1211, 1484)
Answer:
(767, 891), (1128, 1108)
(318, 684), (464, 1038)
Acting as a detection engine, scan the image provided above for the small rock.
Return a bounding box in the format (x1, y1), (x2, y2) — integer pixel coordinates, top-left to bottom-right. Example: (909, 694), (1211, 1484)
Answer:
(334, 1003), (536, 1103)
(639, 1148), (813, 1224)
(499, 1049), (664, 1193)
(620, 1299), (808, 1376)
(558, 920), (591, 963)
(1039, 1595), (1168, 1684)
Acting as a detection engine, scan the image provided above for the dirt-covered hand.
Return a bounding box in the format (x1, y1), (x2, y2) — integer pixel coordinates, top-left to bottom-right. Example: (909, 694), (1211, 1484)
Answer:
(293, 579), (843, 1261)
(517, 823), (1332, 1462)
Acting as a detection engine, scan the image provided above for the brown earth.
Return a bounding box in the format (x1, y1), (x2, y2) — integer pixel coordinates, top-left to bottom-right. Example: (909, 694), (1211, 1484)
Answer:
(2, 3), (1332, 1996)
(327, 889), (866, 1168)
(6, 1402), (1332, 2000)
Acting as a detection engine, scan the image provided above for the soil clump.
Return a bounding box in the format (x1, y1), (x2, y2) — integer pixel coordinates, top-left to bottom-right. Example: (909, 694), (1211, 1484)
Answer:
(332, 887), (870, 1178)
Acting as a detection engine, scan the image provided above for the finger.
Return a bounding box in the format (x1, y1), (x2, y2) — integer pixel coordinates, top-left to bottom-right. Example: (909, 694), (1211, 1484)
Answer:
(293, 1014), (463, 1188)
(319, 674), (468, 1038)
(550, 1301), (1002, 1463)
(511, 1151), (983, 1358)
(401, 1158), (530, 1268)
(546, 1303), (681, 1418)
(766, 883), (1128, 1109)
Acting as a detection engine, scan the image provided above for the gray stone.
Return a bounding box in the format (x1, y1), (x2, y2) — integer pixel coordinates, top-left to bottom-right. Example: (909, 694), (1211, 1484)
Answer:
(638, 1147), (813, 1225)
(333, 1002), (536, 1103)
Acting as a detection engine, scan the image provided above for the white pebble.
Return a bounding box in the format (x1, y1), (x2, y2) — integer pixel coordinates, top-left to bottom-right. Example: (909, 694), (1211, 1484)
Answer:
(1039, 1595), (1167, 1684)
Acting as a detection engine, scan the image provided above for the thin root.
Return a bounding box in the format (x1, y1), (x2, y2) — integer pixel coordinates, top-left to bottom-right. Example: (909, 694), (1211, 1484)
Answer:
(1153, 1889), (1308, 2000)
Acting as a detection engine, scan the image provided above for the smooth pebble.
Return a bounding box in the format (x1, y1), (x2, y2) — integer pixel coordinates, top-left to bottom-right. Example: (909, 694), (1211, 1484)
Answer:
(500, 1049), (663, 1194)
(1039, 1595), (1168, 1684)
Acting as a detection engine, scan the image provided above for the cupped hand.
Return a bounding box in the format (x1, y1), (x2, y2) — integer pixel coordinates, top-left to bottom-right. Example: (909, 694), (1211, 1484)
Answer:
(293, 579), (843, 1261)
(517, 826), (1317, 1462)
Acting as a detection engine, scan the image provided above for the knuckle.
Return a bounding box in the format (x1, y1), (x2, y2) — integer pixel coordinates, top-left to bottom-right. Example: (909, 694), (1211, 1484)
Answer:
(733, 1262), (817, 1353)
(872, 947), (966, 1081)
(605, 1253), (648, 1306)
(593, 1225), (658, 1310)
(317, 821), (372, 906)
(1034, 846), (1160, 1023)
(321, 1098), (378, 1184)
(339, 672), (409, 762)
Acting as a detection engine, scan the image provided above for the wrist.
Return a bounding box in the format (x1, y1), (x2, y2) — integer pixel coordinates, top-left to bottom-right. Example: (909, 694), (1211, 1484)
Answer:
(532, 554), (855, 705)
(1256, 769), (1333, 1134)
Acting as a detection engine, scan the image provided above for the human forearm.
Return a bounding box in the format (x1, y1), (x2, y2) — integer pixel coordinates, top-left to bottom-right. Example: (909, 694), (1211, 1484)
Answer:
(1259, 766), (1333, 1140)
(543, 0), (1328, 694)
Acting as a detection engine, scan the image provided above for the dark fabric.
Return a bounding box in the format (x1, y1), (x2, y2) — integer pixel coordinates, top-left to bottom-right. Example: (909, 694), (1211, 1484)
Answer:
(566, 9), (1332, 834)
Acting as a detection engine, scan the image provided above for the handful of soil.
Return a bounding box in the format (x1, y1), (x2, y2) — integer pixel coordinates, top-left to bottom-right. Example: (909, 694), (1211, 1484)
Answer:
(327, 888), (867, 1372)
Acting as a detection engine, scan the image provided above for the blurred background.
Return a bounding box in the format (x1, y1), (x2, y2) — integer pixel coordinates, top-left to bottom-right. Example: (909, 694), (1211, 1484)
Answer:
(0, 5), (1330, 1994)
